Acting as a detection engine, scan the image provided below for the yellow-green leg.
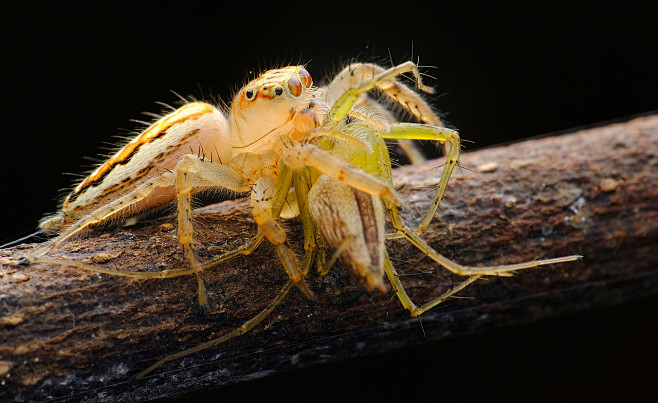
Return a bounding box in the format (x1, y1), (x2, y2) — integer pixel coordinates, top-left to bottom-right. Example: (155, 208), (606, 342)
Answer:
(384, 207), (580, 315)
(382, 123), (461, 233)
(251, 175), (313, 299)
(33, 231), (265, 279)
(136, 279), (298, 379)
(320, 62), (460, 233)
(387, 203), (582, 277)
(323, 61), (445, 164)
(323, 61), (434, 128)
(384, 255), (482, 317)
(176, 157), (209, 310)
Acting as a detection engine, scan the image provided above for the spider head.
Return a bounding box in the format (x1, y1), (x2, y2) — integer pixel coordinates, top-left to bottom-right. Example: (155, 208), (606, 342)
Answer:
(230, 66), (315, 149)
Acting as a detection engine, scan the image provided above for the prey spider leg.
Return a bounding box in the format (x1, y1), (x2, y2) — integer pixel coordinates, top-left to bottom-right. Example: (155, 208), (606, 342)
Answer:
(320, 61), (458, 233)
(323, 61), (441, 127)
(323, 61), (447, 164)
(383, 123), (460, 233)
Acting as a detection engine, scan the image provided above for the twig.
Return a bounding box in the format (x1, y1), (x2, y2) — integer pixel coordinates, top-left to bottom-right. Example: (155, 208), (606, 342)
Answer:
(1, 115), (657, 401)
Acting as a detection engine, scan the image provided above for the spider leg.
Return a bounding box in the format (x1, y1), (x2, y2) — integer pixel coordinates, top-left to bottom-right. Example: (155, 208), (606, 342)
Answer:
(282, 142), (401, 207)
(174, 155), (249, 310)
(29, 173), (176, 261)
(137, 279), (298, 379)
(385, 192), (582, 277)
(32, 165), (294, 281)
(383, 123), (461, 234)
(292, 167), (320, 259)
(323, 61), (436, 127)
(251, 175), (314, 299)
(328, 120), (459, 235)
(323, 62), (442, 127)
(33, 232), (265, 279)
(384, 255), (482, 317)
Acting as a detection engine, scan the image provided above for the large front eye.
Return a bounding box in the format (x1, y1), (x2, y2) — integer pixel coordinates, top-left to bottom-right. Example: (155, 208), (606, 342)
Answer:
(288, 78), (302, 97)
(244, 88), (257, 101)
(298, 69), (312, 87)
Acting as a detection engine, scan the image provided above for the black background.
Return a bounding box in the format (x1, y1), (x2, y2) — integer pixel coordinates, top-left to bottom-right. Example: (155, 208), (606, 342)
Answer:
(3, 2), (657, 401)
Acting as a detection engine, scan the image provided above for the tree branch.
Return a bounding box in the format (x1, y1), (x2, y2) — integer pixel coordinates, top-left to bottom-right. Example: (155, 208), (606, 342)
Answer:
(2, 115), (657, 401)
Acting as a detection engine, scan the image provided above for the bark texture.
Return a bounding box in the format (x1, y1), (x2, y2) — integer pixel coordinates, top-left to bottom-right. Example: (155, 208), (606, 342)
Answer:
(1, 115), (657, 401)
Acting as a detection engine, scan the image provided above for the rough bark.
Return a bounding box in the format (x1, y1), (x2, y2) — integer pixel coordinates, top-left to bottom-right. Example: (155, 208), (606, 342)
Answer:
(1, 115), (657, 401)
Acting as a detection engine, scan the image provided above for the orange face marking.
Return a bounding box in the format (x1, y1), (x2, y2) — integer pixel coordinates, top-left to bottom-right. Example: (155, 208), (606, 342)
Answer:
(238, 66), (311, 102)
(231, 66), (313, 126)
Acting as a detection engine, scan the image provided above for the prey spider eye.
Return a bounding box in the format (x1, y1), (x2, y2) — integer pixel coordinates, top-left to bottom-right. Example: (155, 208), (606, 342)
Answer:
(287, 78), (302, 97)
(298, 69), (312, 87)
(245, 88), (256, 100)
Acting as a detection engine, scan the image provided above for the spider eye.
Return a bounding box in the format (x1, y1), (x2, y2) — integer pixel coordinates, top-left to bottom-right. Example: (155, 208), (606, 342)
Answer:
(298, 69), (312, 88)
(274, 86), (283, 96)
(245, 88), (256, 100)
(287, 78), (302, 97)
